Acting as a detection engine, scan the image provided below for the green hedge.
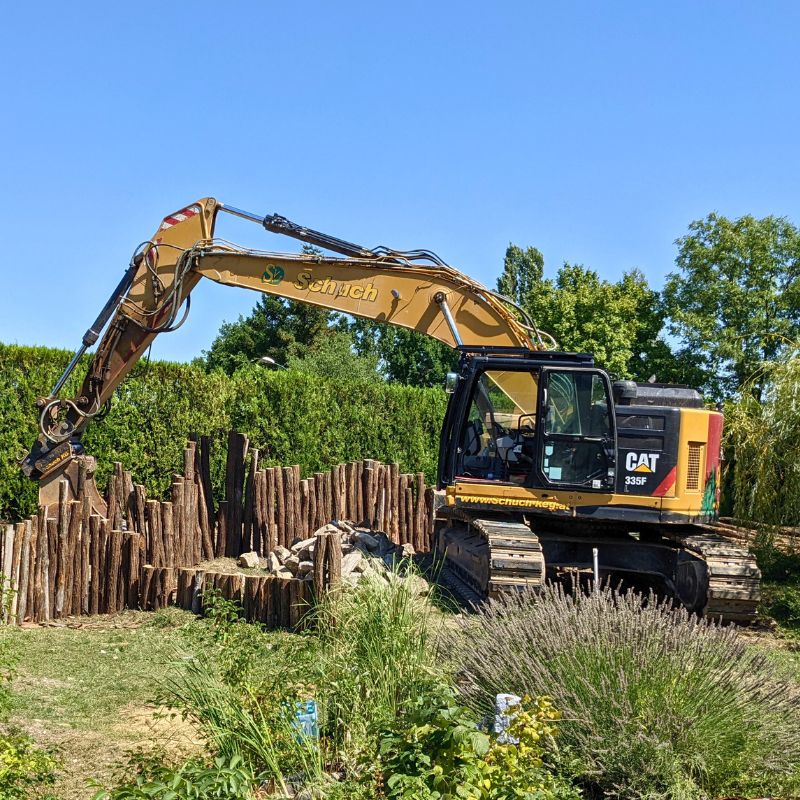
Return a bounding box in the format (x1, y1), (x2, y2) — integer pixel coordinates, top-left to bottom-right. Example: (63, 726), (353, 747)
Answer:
(0, 343), (447, 522)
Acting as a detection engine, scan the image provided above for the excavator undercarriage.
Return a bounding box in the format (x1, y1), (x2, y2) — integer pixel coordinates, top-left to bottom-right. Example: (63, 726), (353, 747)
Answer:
(435, 509), (761, 623)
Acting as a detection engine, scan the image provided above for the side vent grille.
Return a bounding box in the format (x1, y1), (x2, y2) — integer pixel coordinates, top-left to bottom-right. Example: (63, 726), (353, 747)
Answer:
(686, 443), (703, 491)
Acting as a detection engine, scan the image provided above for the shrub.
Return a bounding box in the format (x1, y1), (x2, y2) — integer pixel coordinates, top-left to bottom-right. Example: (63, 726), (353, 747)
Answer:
(0, 343), (446, 521)
(162, 592), (321, 792)
(92, 753), (254, 800)
(446, 585), (800, 800)
(0, 731), (59, 799)
(0, 637), (59, 798)
(378, 685), (579, 800)
(726, 348), (800, 526)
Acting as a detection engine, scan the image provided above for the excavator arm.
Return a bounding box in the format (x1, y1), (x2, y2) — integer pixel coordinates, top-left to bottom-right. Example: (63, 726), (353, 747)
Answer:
(21, 197), (550, 509)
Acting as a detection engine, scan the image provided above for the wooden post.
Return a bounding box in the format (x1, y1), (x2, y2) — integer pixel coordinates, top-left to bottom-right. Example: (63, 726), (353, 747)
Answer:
(345, 462), (355, 521)
(275, 467), (286, 548)
(314, 473), (326, 529)
(140, 565), (154, 611)
(424, 487), (435, 553)
(282, 467), (295, 545)
(106, 531), (122, 614)
(146, 500), (162, 567)
(196, 474), (214, 562)
(162, 503), (175, 569)
(16, 520), (33, 624)
(10, 523), (24, 623)
(35, 511), (51, 622)
(171, 479), (184, 567)
(1, 525), (13, 624)
(292, 465), (302, 540)
(80, 507), (91, 614)
(405, 479), (414, 548)
(308, 476), (317, 535)
(327, 531), (343, 589)
(396, 475), (406, 545)
(53, 483), (69, 618)
(354, 461), (364, 523)
(89, 515), (100, 615)
(300, 480), (309, 540)
(313, 531), (329, 597)
(191, 571), (205, 614)
(134, 484), (147, 535)
(107, 471), (120, 531)
(331, 466), (341, 522)
(216, 503), (228, 558)
(324, 471), (333, 526)
(66, 500), (82, 616)
(389, 463), (400, 542)
(363, 462), (374, 527)
(266, 468), (277, 554)
(415, 473), (427, 552)
(98, 519), (110, 613)
(123, 469), (136, 529)
(243, 449), (259, 552)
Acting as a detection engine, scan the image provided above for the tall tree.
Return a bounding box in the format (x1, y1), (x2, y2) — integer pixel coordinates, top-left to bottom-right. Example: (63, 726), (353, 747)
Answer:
(348, 319), (458, 387)
(204, 295), (331, 374)
(663, 214), (800, 398)
(497, 244), (675, 380)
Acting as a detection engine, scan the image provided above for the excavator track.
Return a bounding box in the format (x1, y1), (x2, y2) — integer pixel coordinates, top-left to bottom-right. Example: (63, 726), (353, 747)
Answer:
(675, 528), (761, 623)
(435, 511), (760, 624)
(436, 513), (545, 601)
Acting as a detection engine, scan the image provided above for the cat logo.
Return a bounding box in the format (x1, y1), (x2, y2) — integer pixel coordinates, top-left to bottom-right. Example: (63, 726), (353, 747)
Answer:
(625, 452), (660, 473)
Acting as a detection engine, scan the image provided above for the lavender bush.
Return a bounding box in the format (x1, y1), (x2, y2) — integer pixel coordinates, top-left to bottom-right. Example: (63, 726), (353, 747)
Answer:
(445, 585), (800, 799)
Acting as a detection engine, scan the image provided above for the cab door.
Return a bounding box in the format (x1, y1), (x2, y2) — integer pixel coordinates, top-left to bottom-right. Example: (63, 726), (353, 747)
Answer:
(536, 369), (617, 491)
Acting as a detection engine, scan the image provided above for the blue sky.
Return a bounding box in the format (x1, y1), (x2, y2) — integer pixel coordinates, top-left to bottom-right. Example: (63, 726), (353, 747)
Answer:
(2, 1), (799, 363)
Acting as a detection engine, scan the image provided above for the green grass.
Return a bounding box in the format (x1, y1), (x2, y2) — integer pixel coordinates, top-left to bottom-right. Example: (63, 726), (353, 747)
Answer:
(0, 609), (203, 798)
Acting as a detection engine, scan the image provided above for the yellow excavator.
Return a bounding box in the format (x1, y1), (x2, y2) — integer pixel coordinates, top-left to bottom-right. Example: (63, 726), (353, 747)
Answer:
(20, 198), (760, 621)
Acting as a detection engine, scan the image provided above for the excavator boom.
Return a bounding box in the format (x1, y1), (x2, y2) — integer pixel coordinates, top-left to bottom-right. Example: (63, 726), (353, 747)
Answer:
(22, 197), (545, 508)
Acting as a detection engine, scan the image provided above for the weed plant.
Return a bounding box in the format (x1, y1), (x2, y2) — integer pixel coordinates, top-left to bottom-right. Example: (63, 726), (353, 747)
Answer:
(156, 573), (447, 794)
(312, 570), (446, 762)
(446, 585), (800, 800)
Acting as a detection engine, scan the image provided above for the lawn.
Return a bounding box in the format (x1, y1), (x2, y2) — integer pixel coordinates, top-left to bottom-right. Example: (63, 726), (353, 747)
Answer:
(0, 609), (205, 799)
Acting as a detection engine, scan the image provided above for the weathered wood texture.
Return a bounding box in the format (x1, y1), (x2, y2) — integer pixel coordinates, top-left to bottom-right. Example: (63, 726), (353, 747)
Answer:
(4, 432), (435, 625)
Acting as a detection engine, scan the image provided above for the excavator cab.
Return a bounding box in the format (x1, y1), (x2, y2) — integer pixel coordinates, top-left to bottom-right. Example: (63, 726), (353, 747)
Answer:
(438, 349), (617, 493)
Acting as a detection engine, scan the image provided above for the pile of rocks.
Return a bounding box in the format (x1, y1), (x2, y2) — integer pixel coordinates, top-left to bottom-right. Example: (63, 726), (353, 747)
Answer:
(237, 521), (428, 594)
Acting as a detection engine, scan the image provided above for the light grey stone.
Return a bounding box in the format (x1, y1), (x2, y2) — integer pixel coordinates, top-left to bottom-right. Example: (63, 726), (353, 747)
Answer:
(341, 551), (364, 577)
(284, 554), (300, 575)
(274, 545), (292, 563)
(297, 560), (314, 576)
(237, 551), (260, 569)
(267, 552), (282, 574)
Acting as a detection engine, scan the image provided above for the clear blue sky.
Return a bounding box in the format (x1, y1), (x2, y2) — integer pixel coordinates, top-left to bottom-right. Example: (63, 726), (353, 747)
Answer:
(2, 2), (799, 363)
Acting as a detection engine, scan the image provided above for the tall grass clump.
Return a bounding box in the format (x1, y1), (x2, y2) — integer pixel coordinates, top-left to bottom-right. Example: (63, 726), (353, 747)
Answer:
(313, 570), (445, 760)
(152, 573), (446, 796)
(446, 585), (800, 800)
(727, 347), (800, 526)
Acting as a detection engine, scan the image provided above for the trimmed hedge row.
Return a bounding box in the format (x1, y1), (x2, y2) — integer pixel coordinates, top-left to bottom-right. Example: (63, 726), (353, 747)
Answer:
(0, 343), (447, 522)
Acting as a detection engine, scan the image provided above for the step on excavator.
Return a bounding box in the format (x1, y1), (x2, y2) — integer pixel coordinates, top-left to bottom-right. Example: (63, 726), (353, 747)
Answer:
(20, 198), (761, 622)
